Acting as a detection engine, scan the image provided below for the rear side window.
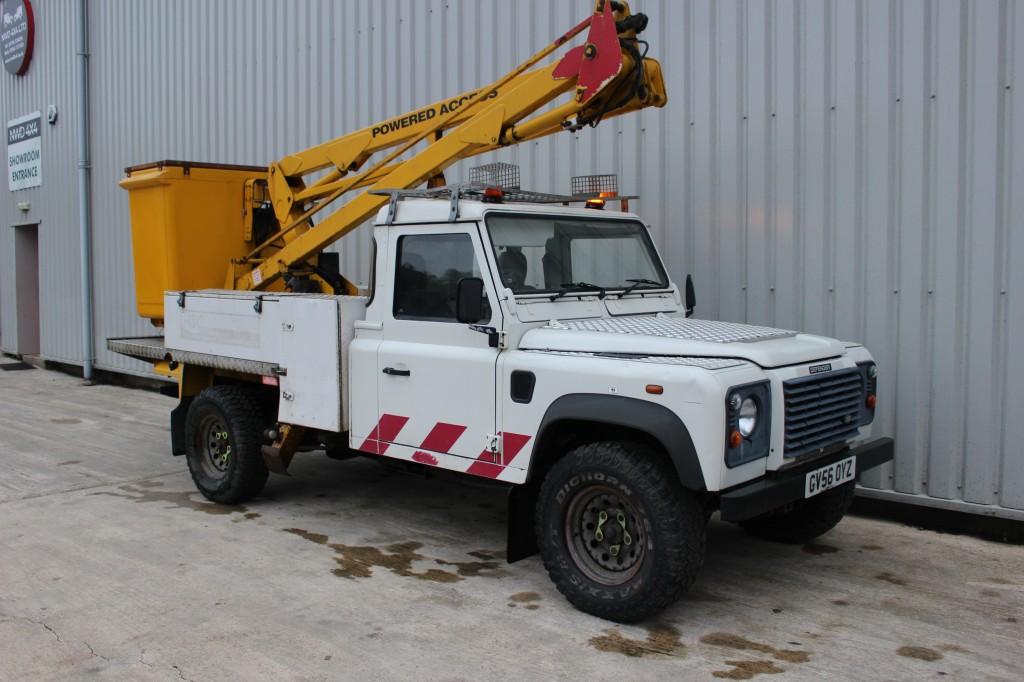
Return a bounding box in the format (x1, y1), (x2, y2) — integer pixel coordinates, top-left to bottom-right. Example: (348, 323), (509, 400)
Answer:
(393, 233), (491, 322)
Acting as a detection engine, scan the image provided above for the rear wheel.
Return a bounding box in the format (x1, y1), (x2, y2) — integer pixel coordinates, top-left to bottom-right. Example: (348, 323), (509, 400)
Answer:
(739, 481), (856, 544)
(535, 441), (705, 623)
(185, 385), (269, 504)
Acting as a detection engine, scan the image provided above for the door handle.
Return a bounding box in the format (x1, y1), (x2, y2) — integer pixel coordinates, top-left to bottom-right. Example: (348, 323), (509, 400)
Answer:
(382, 367), (411, 377)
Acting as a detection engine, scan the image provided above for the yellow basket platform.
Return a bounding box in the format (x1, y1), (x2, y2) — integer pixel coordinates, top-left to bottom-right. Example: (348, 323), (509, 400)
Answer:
(120, 160), (265, 322)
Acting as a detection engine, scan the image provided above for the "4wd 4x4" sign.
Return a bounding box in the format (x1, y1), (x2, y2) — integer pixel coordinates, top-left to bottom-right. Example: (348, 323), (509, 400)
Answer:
(8, 111), (41, 190)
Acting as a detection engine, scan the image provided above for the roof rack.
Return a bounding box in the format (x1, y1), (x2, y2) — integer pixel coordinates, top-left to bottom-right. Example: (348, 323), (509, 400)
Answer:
(369, 183), (586, 224)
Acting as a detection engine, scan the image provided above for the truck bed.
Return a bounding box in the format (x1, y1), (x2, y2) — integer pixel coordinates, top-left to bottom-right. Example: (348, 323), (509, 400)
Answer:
(106, 336), (282, 377)
(110, 290), (369, 433)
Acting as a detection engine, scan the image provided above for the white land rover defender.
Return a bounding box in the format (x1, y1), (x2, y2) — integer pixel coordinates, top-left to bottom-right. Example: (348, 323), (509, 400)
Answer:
(112, 187), (893, 622)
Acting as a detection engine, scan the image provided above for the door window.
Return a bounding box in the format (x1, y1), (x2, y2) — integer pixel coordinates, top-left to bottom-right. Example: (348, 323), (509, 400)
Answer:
(393, 233), (491, 322)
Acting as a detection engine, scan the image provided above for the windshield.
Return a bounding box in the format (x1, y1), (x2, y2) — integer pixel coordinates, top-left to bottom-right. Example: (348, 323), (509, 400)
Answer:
(486, 213), (669, 295)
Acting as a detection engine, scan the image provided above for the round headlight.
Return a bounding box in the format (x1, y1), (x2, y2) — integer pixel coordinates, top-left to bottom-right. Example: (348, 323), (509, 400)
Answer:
(738, 397), (758, 437)
(729, 393), (742, 411)
(867, 364), (878, 379)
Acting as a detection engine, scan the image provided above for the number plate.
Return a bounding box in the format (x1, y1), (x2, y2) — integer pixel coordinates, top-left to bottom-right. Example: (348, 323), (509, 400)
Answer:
(804, 455), (856, 498)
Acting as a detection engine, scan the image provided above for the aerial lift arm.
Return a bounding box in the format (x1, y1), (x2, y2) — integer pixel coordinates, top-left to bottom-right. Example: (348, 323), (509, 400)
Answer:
(232, 0), (666, 293)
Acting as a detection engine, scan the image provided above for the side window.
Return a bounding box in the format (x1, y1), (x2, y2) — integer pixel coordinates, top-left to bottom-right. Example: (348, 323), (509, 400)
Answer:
(393, 233), (491, 322)
(366, 237), (378, 305)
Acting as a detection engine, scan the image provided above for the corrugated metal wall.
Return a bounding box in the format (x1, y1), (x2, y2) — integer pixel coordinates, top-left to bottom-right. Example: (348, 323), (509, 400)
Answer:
(0, 2), (79, 363)
(656, 0), (1024, 518)
(1, 0), (1021, 519)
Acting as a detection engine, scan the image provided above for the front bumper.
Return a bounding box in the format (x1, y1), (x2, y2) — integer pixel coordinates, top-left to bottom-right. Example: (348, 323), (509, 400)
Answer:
(718, 437), (894, 522)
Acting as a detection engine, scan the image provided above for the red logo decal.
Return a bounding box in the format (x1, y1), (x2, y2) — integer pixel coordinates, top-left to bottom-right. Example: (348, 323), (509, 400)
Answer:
(412, 452), (439, 466)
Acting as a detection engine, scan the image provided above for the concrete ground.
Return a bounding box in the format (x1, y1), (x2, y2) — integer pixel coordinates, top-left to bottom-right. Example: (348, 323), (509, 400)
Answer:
(1, 359), (1021, 682)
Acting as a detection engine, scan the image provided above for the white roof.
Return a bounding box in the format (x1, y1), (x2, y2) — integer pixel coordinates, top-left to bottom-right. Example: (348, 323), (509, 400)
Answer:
(373, 197), (640, 225)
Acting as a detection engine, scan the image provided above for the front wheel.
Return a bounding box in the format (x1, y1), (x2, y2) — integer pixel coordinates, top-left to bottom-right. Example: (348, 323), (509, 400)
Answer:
(535, 441), (706, 623)
(184, 385), (269, 504)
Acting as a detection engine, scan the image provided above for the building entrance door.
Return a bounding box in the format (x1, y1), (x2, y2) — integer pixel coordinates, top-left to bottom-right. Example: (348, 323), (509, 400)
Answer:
(12, 222), (40, 356)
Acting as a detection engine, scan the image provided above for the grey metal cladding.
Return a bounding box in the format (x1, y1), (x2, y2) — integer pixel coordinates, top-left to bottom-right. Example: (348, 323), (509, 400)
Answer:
(2, 1), (1022, 518)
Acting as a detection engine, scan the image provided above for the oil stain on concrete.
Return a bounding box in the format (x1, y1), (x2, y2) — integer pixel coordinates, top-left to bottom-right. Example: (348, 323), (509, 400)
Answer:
(713, 660), (786, 680)
(436, 556), (502, 578)
(507, 591), (541, 610)
(588, 623), (684, 658)
(133, 480), (165, 489)
(875, 572), (907, 586)
(89, 484), (249, 516)
(283, 528), (504, 583)
(701, 632), (810, 679)
(897, 645), (943, 662)
(701, 632), (809, 663)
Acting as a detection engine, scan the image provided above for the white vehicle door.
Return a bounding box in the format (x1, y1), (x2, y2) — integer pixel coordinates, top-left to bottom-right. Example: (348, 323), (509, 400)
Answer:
(365, 225), (503, 471)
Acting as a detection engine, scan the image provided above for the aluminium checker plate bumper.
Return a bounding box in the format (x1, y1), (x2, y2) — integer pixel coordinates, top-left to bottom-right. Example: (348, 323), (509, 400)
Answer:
(717, 437), (895, 522)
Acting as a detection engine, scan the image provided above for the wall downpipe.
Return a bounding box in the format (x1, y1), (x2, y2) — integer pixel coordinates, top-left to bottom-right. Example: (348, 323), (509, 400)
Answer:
(76, 0), (94, 381)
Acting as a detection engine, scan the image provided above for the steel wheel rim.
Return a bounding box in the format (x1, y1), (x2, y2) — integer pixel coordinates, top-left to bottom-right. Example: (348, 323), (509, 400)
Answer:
(564, 484), (645, 585)
(198, 413), (231, 479)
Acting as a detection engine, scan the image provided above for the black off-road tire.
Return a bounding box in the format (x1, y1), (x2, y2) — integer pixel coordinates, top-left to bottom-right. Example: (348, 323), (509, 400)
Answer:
(535, 441), (706, 623)
(185, 385), (269, 504)
(738, 480), (856, 544)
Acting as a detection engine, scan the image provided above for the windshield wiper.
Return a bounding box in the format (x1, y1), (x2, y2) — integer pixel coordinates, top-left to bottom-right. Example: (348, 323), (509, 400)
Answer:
(617, 278), (663, 298)
(550, 282), (607, 301)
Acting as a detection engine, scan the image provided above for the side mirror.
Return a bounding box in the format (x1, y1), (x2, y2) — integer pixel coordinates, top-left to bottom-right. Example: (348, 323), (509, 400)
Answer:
(685, 274), (696, 318)
(456, 277), (485, 323)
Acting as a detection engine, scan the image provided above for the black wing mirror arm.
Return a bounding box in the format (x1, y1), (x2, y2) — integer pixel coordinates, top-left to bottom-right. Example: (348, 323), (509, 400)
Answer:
(469, 324), (500, 348)
(685, 274), (696, 318)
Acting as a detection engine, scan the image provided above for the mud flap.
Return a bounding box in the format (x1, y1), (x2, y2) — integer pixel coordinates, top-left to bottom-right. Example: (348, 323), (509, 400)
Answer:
(170, 396), (193, 456)
(506, 483), (539, 563)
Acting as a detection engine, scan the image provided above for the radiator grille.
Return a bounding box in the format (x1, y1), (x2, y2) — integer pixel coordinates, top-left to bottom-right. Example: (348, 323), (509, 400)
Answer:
(783, 368), (865, 458)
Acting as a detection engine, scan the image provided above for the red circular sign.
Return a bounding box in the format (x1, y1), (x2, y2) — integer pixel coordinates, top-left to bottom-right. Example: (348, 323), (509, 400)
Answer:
(2, 0), (34, 76)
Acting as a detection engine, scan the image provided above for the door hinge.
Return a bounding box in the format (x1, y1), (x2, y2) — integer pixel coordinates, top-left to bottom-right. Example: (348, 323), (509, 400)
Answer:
(486, 434), (503, 463)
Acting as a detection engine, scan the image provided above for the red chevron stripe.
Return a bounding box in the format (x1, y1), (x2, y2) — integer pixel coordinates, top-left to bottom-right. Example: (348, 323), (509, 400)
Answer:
(412, 422), (467, 467)
(499, 432), (532, 466)
(418, 422), (467, 453)
(356, 414), (409, 455)
(466, 432), (532, 478)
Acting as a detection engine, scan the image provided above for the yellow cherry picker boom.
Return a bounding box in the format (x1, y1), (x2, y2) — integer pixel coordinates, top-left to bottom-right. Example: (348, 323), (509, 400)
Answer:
(120, 0), (665, 325)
